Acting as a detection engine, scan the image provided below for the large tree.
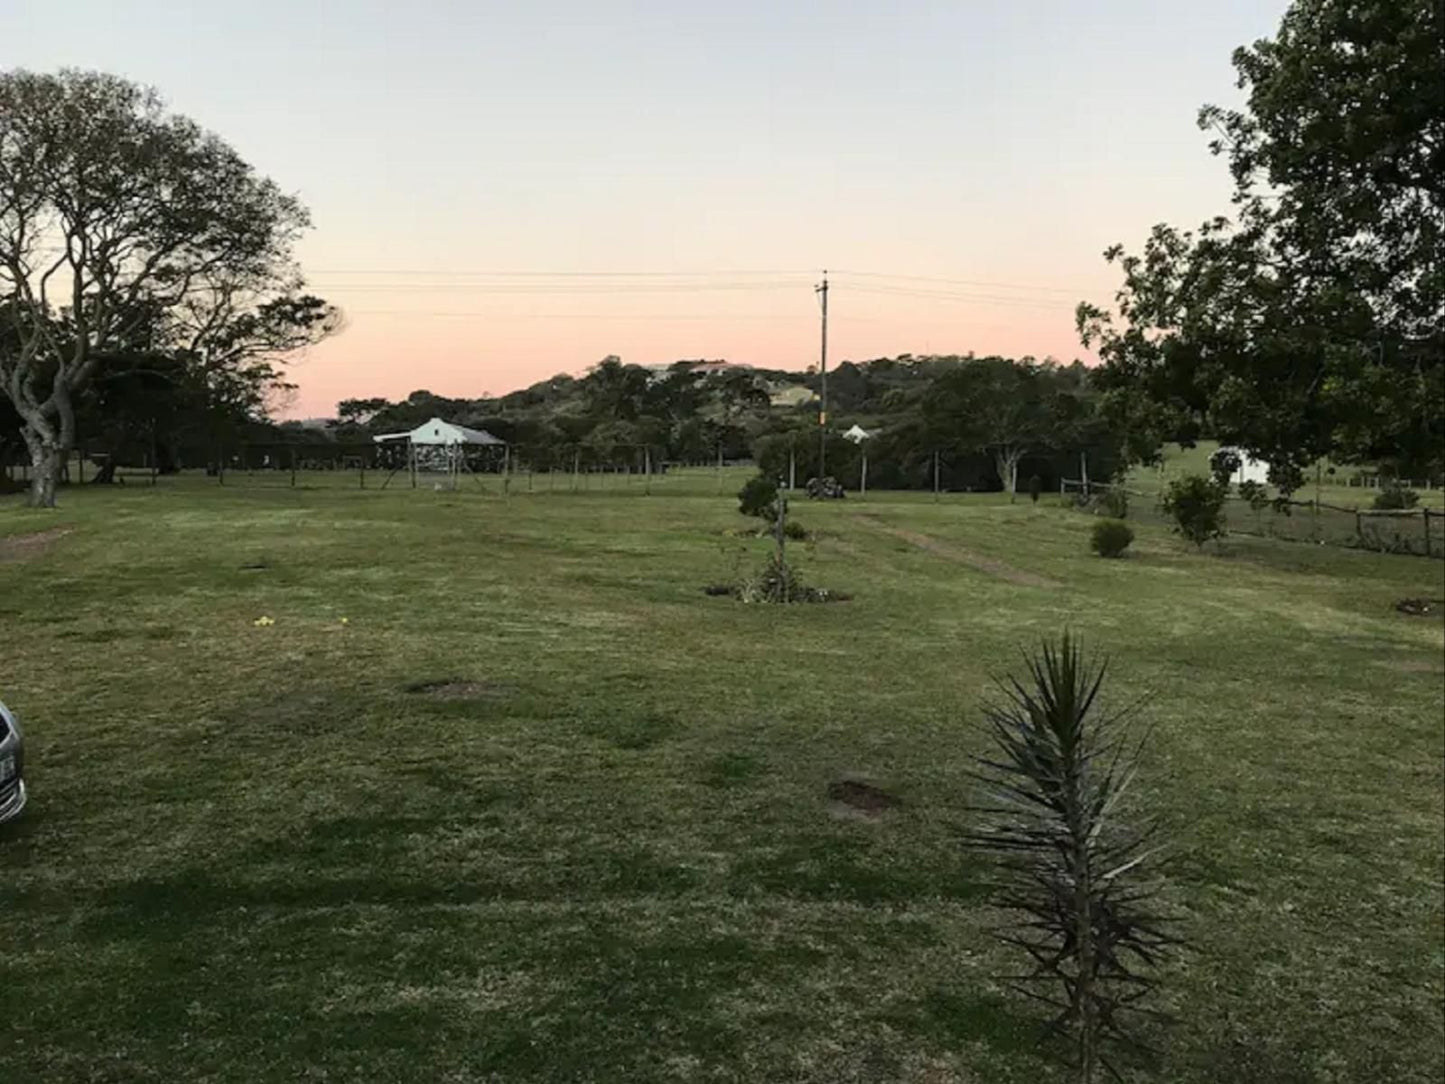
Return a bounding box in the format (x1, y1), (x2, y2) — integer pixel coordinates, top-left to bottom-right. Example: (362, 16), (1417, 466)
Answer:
(0, 69), (338, 506)
(1078, 0), (1444, 491)
(922, 358), (1055, 499)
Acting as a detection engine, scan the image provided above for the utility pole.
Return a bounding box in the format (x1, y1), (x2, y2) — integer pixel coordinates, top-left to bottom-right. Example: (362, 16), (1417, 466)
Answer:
(816, 271), (829, 478)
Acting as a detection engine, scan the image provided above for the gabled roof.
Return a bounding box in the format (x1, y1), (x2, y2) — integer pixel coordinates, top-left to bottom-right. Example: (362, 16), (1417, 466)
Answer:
(374, 417), (506, 445)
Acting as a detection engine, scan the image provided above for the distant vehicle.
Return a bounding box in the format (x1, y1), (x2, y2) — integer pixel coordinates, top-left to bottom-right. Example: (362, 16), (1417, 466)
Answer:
(0, 700), (26, 823)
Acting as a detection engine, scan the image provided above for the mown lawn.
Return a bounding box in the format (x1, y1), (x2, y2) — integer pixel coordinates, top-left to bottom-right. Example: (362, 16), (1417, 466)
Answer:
(2, 472), (1442, 1083)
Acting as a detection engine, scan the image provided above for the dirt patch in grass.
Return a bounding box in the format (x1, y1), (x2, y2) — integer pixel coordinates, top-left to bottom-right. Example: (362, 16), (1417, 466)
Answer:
(403, 678), (511, 700)
(1394, 597), (1443, 617)
(827, 778), (902, 818)
(854, 515), (1059, 589)
(0, 527), (72, 563)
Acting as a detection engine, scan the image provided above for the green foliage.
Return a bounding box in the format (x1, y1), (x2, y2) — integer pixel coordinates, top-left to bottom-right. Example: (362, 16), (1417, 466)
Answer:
(1090, 519), (1134, 558)
(1237, 479), (1270, 512)
(1209, 447), (1242, 486)
(737, 473), (779, 519)
(1372, 484), (1419, 511)
(968, 635), (1174, 1082)
(736, 551), (838, 604)
(1162, 474), (1228, 548)
(782, 519), (808, 541)
(1079, 0), (1445, 487)
(0, 69), (337, 507)
(1099, 486), (1129, 519)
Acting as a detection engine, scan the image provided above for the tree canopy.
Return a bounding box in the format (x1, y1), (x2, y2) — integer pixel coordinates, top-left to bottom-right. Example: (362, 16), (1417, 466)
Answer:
(0, 68), (338, 505)
(1078, 0), (1444, 492)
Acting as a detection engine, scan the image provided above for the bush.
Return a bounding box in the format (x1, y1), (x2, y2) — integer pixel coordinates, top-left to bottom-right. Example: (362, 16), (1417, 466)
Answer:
(1090, 518), (1134, 558)
(737, 473), (778, 519)
(736, 551), (841, 603)
(1373, 484), (1419, 510)
(1162, 473), (1228, 548)
(783, 519), (808, 541)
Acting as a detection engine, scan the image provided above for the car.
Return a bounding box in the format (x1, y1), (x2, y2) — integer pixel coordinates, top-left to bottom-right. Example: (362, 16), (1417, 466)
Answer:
(0, 699), (26, 823)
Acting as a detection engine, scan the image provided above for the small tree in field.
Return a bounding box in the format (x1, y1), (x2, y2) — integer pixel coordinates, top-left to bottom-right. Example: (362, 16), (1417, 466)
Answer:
(968, 635), (1176, 1083)
(1161, 474), (1228, 548)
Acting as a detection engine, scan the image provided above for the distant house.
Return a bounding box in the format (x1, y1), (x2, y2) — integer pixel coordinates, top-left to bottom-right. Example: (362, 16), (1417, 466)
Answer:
(643, 359), (750, 378)
(768, 383), (818, 408)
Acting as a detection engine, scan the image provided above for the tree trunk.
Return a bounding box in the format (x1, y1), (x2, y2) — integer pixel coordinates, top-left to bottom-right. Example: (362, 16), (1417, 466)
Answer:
(996, 449), (1024, 502)
(26, 437), (61, 508)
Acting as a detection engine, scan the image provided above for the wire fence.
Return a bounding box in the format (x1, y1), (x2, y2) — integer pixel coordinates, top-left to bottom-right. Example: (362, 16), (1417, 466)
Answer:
(1062, 480), (1444, 559)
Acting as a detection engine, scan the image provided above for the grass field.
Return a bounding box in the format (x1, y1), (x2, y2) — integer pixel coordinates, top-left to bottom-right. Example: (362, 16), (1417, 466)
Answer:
(2, 472), (1442, 1083)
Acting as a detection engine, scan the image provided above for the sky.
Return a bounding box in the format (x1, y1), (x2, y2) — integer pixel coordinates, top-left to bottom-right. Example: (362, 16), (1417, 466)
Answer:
(4, 0), (1290, 417)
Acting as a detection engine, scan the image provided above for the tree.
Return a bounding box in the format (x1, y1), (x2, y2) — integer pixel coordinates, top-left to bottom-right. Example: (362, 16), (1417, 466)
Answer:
(1079, 0), (1444, 492)
(1162, 474), (1228, 549)
(923, 358), (1054, 499)
(0, 69), (338, 506)
(75, 350), (199, 482)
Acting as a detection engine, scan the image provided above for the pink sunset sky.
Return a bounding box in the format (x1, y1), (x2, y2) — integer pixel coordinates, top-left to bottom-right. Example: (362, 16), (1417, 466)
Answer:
(6, 0), (1290, 417)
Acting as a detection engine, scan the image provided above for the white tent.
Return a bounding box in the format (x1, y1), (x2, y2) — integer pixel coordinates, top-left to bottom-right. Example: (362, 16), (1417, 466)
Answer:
(374, 417), (505, 447)
(1217, 446), (1270, 486)
(842, 424), (872, 444)
(373, 417), (506, 489)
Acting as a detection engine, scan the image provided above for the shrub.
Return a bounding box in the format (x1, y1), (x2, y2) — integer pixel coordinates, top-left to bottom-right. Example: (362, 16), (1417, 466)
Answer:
(1162, 473), (1227, 548)
(736, 551), (839, 603)
(967, 635), (1174, 1081)
(737, 473), (778, 519)
(1373, 484), (1419, 510)
(1099, 486), (1129, 519)
(1090, 518), (1134, 558)
(783, 519), (808, 541)
(1027, 474), (1042, 503)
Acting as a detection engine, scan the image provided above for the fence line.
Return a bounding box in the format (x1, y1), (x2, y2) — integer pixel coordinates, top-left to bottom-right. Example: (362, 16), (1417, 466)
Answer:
(1061, 479), (1443, 559)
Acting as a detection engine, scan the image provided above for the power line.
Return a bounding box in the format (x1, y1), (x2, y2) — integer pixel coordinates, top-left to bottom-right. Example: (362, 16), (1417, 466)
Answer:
(303, 266), (1088, 297)
(308, 281), (805, 294)
(832, 269), (1087, 295)
(845, 283), (1074, 310)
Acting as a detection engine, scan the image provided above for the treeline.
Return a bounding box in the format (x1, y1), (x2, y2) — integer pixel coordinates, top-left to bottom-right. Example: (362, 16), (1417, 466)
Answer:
(316, 354), (1121, 495)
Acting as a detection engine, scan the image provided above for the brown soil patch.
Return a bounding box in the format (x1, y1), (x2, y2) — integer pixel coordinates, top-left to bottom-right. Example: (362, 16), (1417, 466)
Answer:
(0, 527), (72, 563)
(855, 515), (1060, 588)
(1395, 598), (1443, 617)
(827, 778), (902, 818)
(403, 678), (510, 700)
